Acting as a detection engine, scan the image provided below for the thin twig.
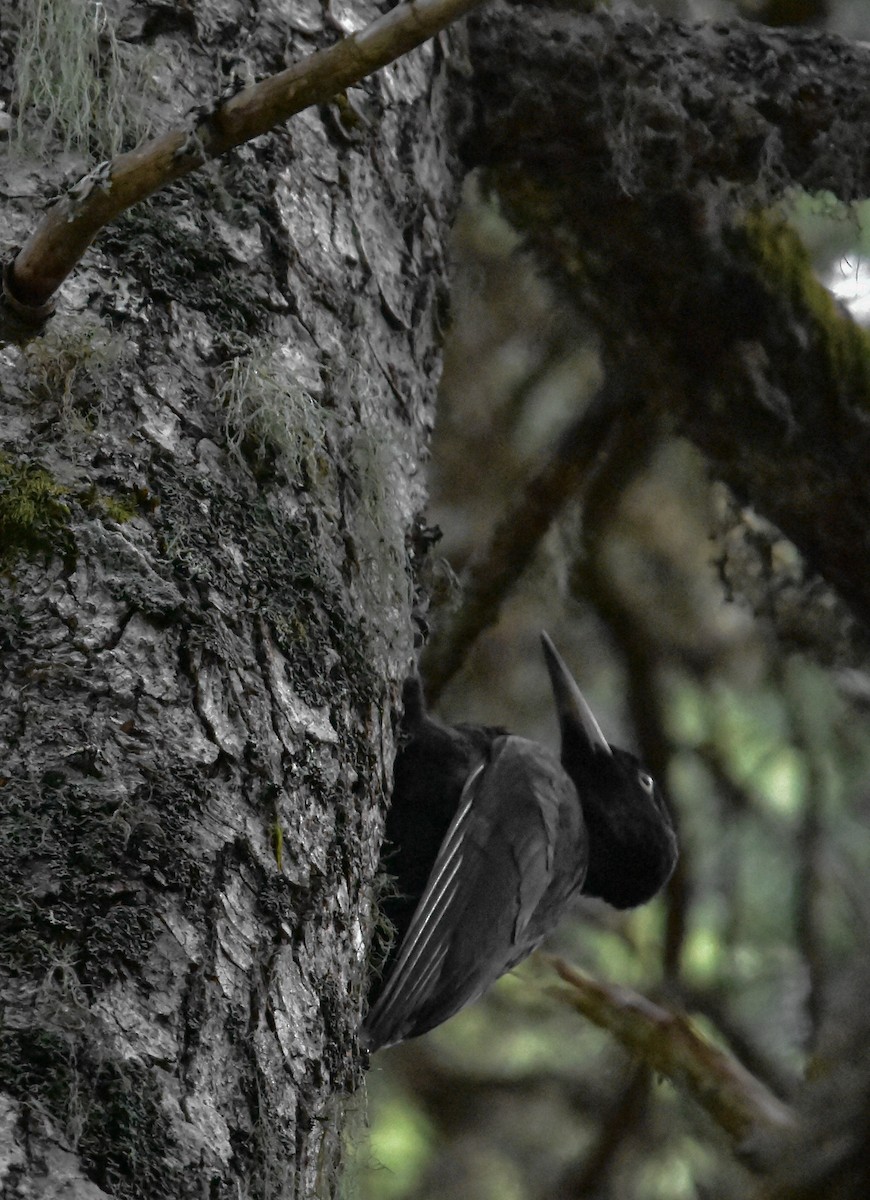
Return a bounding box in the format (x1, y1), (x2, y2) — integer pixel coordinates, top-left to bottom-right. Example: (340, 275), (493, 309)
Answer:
(2, 0), (488, 319)
(782, 660), (828, 1050)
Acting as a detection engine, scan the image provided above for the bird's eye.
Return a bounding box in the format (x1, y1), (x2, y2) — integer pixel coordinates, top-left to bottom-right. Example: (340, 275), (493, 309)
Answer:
(638, 771), (655, 793)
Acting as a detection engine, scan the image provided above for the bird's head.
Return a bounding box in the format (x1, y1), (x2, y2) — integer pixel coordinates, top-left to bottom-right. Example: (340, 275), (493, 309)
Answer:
(540, 631), (677, 909)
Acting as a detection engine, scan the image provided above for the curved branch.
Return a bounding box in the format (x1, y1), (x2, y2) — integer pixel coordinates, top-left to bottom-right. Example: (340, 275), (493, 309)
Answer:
(1, 0), (486, 329)
(468, 7), (870, 633)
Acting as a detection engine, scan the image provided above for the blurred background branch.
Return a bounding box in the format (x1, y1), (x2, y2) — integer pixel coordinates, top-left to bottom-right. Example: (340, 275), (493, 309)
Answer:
(420, 382), (637, 701)
(547, 957), (796, 1152)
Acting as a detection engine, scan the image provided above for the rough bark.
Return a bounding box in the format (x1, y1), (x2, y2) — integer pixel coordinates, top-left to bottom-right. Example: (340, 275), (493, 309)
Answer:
(0, 1), (463, 1195)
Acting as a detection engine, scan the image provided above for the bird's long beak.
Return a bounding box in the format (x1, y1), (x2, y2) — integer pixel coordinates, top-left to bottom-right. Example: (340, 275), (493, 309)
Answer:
(540, 631), (612, 756)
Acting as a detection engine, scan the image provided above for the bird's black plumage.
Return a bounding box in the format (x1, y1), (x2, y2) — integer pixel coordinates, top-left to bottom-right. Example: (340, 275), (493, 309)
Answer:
(362, 633), (678, 1052)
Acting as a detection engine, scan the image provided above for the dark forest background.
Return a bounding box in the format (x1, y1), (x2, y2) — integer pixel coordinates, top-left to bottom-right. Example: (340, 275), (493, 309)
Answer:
(359, 1), (870, 1197)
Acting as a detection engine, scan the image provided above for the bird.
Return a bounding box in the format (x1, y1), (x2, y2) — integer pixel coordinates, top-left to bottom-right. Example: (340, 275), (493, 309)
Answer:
(361, 632), (678, 1052)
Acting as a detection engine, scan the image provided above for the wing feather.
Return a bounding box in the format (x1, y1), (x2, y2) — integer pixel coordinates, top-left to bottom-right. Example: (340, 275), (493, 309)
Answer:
(363, 739), (587, 1050)
(363, 763), (483, 1042)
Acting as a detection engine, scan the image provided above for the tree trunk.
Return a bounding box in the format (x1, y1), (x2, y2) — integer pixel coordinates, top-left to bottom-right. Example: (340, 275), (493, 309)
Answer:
(0, 2), (462, 1195)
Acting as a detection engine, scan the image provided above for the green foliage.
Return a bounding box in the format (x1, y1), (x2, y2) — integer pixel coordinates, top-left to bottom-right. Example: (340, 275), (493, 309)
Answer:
(362, 1089), (435, 1200)
(93, 491), (138, 524)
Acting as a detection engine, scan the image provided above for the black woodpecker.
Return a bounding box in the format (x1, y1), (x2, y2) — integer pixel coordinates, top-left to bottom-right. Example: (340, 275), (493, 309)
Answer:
(361, 632), (678, 1052)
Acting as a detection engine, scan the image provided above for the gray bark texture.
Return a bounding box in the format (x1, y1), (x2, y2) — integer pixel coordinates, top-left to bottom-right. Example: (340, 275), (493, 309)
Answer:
(0, 1), (463, 1196)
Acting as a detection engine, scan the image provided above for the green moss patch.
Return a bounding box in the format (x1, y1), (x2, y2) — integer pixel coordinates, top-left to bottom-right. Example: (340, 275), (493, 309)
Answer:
(0, 456), (71, 565)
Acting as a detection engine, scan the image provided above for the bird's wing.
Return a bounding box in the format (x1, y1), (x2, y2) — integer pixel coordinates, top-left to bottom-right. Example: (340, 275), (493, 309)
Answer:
(362, 736), (587, 1050)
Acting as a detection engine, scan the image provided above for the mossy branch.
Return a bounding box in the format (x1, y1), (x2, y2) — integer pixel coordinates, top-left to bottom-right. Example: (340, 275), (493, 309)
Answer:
(546, 957), (797, 1156)
(1, 0), (487, 333)
(742, 211), (870, 412)
(466, 7), (870, 635)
